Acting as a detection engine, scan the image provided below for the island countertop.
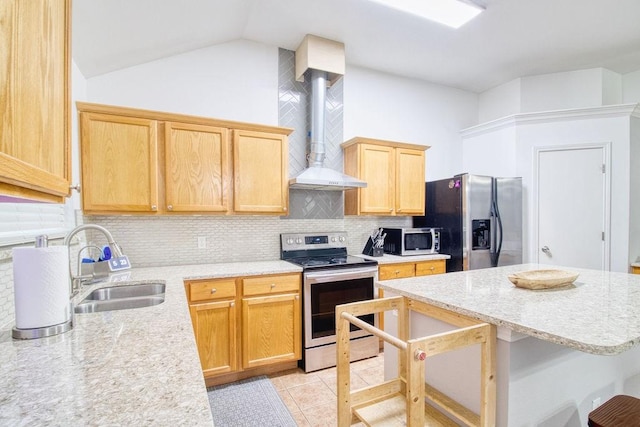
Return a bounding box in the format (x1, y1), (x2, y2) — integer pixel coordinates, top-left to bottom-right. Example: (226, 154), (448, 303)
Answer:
(376, 263), (640, 355)
(0, 260), (302, 426)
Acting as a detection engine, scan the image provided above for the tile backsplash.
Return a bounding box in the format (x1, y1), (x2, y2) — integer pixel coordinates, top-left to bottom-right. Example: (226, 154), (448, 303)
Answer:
(84, 215), (411, 267)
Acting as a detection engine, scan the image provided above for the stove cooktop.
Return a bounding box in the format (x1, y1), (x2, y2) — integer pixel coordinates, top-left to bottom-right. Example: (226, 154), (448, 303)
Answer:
(280, 232), (377, 271)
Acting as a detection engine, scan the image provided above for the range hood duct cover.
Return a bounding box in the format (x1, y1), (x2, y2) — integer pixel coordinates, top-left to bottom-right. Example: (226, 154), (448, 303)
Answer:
(289, 69), (366, 191)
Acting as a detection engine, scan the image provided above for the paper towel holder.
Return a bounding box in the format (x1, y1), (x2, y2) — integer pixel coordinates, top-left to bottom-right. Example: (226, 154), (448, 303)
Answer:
(12, 235), (74, 340)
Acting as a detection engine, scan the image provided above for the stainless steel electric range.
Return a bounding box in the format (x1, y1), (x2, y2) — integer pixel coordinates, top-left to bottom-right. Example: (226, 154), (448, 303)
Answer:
(281, 232), (380, 372)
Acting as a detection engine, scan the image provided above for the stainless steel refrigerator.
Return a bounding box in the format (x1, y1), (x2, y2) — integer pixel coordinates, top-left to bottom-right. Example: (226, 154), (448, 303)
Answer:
(413, 174), (522, 272)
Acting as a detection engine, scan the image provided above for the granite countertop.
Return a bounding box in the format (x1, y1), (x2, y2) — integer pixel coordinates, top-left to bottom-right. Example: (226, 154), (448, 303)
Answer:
(377, 263), (640, 356)
(356, 253), (450, 264)
(0, 260), (302, 426)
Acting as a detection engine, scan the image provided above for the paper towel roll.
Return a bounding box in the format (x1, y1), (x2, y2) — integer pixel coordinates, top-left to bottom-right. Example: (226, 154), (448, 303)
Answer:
(13, 246), (70, 329)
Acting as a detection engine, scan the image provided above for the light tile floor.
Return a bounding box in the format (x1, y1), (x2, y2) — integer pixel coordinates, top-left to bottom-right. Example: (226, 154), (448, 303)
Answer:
(268, 352), (385, 426)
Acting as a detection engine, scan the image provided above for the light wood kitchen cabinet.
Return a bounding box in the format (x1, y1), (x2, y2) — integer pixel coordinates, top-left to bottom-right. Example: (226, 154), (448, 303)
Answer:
(80, 112), (159, 213)
(342, 137), (429, 216)
(379, 259), (446, 280)
(185, 273), (301, 385)
(233, 130), (289, 214)
(0, 0), (71, 202)
(77, 103), (291, 215)
(241, 274), (301, 369)
(185, 278), (238, 377)
(632, 266), (640, 275)
(165, 122), (230, 213)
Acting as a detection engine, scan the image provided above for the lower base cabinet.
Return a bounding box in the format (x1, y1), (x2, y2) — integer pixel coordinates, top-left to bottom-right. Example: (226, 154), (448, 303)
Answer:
(184, 273), (301, 384)
(377, 259), (446, 333)
(633, 266), (640, 275)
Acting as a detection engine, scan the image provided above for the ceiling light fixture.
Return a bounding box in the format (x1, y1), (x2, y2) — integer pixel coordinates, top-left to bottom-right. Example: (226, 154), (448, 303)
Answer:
(369, 0), (484, 29)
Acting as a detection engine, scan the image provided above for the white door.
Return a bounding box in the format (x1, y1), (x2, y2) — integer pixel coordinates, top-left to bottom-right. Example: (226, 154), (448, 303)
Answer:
(536, 146), (608, 269)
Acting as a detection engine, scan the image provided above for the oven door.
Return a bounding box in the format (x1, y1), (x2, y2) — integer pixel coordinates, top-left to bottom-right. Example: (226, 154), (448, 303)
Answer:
(303, 266), (378, 348)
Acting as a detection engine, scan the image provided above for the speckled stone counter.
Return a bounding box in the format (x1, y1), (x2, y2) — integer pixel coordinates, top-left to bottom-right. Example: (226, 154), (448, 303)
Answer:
(0, 260), (301, 426)
(377, 263), (640, 355)
(356, 253), (450, 264)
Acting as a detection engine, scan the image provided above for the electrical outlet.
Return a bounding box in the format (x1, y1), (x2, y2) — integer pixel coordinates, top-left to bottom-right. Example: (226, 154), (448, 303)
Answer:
(197, 236), (207, 249)
(592, 397), (601, 409)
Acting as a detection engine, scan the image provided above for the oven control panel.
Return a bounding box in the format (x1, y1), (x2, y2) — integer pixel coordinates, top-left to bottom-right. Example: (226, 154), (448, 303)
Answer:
(281, 232), (347, 251)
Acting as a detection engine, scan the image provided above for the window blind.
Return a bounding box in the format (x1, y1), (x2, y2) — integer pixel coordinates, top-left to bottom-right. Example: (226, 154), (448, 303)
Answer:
(0, 201), (73, 247)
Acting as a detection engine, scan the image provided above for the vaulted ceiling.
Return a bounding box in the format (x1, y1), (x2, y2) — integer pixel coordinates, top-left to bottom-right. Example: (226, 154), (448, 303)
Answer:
(72, 0), (640, 93)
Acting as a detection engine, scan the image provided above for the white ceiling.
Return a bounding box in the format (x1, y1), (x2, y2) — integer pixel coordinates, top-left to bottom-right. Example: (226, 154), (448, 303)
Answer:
(72, 0), (640, 93)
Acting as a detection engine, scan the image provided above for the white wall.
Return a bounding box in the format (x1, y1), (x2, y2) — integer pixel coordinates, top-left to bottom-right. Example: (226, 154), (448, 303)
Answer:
(623, 69), (640, 103)
(71, 61), (88, 210)
(478, 78), (521, 124)
(520, 68), (610, 113)
(461, 124), (518, 177)
(343, 66), (478, 181)
(630, 117), (640, 266)
(86, 39), (279, 125)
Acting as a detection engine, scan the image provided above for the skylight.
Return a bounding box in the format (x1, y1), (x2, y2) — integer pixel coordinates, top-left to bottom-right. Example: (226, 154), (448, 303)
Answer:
(369, 0), (484, 29)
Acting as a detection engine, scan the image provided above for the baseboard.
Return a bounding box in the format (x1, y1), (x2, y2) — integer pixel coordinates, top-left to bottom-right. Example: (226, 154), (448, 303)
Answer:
(204, 361), (299, 387)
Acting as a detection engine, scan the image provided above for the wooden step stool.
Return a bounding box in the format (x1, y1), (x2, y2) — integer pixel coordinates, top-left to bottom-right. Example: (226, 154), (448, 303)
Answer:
(588, 395), (640, 427)
(336, 296), (497, 426)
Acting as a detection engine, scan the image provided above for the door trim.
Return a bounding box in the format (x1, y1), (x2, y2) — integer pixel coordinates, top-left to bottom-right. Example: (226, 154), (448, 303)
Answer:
(532, 142), (611, 270)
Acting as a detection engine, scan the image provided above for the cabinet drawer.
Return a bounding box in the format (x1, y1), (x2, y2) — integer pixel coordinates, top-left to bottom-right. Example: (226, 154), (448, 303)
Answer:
(243, 274), (300, 296)
(415, 260), (446, 276)
(187, 278), (236, 302)
(379, 264), (415, 281)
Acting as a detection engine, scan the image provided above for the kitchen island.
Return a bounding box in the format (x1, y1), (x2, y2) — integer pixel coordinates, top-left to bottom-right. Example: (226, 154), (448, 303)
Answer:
(378, 263), (640, 426)
(0, 261), (301, 426)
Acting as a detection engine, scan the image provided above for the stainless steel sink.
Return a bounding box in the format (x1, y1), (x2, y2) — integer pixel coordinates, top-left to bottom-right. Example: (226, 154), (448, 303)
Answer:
(83, 283), (165, 300)
(74, 283), (166, 314)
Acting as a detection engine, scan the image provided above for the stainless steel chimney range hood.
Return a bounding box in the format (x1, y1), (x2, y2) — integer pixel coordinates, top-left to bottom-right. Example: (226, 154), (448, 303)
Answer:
(289, 35), (366, 191)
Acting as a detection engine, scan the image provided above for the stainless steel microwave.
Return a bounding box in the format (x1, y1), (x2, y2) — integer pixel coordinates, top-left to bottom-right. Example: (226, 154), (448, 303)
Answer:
(382, 228), (440, 256)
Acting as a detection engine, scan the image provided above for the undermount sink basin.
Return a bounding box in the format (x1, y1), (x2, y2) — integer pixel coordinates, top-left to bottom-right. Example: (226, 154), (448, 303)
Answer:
(74, 283), (166, 314)
(84, 283), (165, 300)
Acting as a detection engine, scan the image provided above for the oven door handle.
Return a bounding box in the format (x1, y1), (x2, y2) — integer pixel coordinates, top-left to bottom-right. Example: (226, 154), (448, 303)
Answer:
(304, 266), (378, 284)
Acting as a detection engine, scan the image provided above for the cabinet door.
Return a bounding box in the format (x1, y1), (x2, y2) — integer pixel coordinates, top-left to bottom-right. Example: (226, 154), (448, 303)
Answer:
(80, 113), (159, 213)
(395, 148), (425, 215)
(0, 0), (70, 202)
(165, 122), (230, 212)
(415, 260), (446, 276)
(359, 144), (395, 214)
(189, 300), (237, 376)
(233, 130), (288, 214)
(242, 293), (301, 369)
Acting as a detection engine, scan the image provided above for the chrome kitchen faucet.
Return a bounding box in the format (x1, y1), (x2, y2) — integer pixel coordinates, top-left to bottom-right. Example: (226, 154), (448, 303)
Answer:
(63, 224), (129, 296)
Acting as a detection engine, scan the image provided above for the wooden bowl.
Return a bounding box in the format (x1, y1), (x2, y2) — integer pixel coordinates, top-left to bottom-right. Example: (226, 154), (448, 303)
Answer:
(507, 269), (579, 290)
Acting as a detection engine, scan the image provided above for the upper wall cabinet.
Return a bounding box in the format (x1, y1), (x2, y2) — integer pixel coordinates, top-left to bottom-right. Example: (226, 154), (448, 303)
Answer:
(77, 103), (292, 215)
(233, 130), (288, 214)
(342, 137), (429, 216)
(80, 112), (159, 213)
(0, 0), (71, 202)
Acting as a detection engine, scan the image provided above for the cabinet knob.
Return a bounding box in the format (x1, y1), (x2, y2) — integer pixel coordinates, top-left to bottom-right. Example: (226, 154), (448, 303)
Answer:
(230, 302), (235, 307)
(69, 183), (81, 193)
(295, 295), (299, 300)
(389, 209), (393, 212)
(270, 283), (276, 288)
(283, 207), (287, 211)
(430, 266), (435, 271)
(167, 205), (173, 211)
(151, 205), (157, 211)
(210, 288), (217, 294)
(395, 270), (400, 275)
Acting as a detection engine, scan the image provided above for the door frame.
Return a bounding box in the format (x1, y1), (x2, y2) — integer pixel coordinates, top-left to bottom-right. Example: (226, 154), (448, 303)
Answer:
(532, 142), (611, 270)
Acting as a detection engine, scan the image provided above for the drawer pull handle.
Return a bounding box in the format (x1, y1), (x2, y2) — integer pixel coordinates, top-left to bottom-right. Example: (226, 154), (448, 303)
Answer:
(210, 288), (217, 294)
